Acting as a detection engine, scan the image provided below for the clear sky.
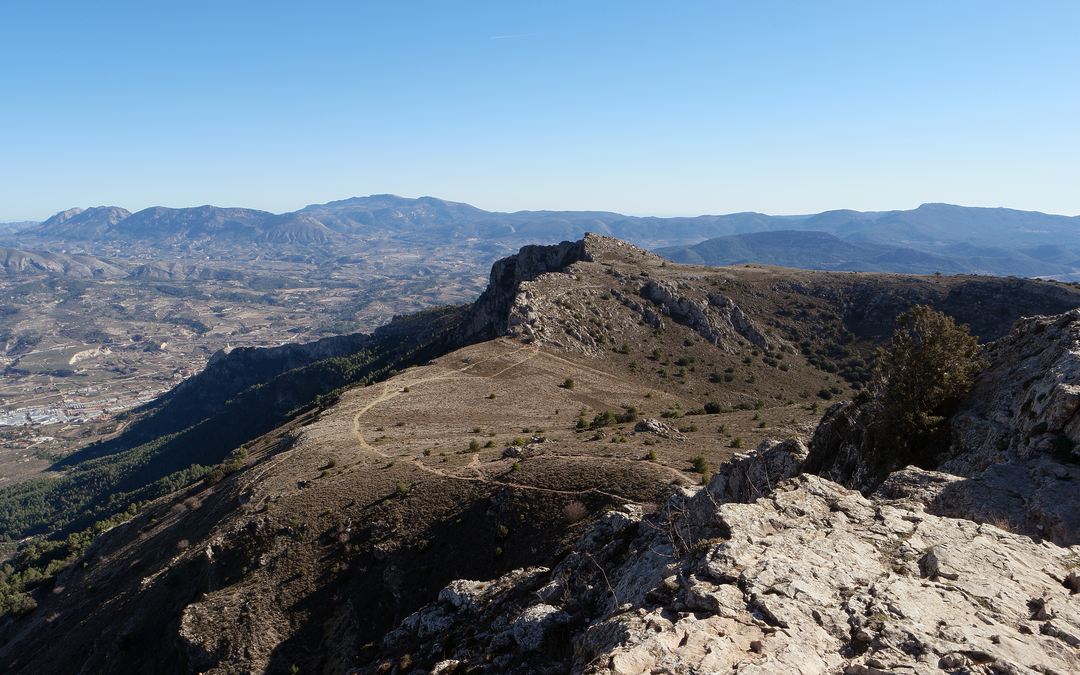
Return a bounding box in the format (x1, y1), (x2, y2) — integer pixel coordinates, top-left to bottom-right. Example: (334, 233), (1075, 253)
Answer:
(2, 1), (1078, 221)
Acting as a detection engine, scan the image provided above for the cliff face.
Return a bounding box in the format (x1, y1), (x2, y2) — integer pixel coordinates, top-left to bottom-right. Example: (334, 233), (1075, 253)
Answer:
(927, 311), (1080, 545)
(807, 310), (1080, 545)
(458, 236), (595, 342)
(362, 312), (1080, 674)
(638, 280), (778, 353)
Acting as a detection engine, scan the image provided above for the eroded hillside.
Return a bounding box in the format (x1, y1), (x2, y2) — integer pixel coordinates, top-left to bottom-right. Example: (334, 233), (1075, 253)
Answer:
(1, 235), (1079, 673)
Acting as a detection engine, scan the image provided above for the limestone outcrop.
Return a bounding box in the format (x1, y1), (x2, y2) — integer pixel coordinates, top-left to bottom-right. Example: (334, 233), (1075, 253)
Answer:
(363, 313), (1080, 675)
(638, 280), (777, 352)
(460, 237), (594, 342)
(365, 447), (1080, 675)
(808, 310), (1080, 545)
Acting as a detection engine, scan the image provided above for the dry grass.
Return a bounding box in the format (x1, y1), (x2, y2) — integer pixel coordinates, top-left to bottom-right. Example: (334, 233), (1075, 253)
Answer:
(563, 500), (588, 523)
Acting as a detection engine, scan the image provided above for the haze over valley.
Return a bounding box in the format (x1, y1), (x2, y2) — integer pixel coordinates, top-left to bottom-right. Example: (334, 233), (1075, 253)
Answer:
(3, 195), (1079, 483)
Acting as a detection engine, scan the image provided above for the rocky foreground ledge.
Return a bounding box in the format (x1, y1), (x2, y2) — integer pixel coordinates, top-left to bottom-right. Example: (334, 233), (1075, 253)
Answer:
(360, 313), (1080, 675)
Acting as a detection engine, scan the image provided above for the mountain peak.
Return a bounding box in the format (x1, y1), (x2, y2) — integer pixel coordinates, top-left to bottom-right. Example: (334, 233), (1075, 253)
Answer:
(39, 207), (84, 227)
(32, 206), (131, 237)
(304, 194), (464, 210)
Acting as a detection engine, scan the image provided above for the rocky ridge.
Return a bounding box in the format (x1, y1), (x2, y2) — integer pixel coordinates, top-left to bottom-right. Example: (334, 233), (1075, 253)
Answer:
(486, 234), (780, 356)
(5, 236), (1080, 674)
(364, 312), (1080, 674)
(459, 236), (595, 342)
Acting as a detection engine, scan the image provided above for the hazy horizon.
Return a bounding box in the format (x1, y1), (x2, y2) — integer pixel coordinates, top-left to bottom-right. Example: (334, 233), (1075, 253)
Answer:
(3, 2), (1078, 221)
(7, 194), (1080, 226)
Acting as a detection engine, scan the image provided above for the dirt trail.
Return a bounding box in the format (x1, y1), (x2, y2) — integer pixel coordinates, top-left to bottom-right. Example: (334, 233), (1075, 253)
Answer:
(345, 341), (664, 503)
(242, 342), (535, 505)
(350, 340), (536, 455)
(242, 340), (692, 510)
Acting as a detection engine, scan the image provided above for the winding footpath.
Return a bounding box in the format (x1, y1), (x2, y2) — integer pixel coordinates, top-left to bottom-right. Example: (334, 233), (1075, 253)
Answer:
(347, 341), (691, 502)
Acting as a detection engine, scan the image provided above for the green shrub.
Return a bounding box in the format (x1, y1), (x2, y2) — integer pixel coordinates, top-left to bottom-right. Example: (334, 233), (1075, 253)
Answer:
(690, 455), (710, 480)
(589, 411), (618, 429)
(869, 305), (984, 471)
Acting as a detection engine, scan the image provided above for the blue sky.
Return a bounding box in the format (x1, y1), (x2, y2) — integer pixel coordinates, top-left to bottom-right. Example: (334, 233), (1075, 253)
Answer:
(1, 1), (1078, 220)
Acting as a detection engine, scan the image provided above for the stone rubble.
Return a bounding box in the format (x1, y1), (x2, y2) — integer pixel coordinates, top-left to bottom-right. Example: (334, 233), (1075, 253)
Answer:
(633, 418), (685, 440)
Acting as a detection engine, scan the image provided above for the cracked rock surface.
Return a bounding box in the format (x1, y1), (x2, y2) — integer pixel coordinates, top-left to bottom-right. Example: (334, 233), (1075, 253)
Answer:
(361, 314), (1080, 674)
(364, 452), (1080, 675)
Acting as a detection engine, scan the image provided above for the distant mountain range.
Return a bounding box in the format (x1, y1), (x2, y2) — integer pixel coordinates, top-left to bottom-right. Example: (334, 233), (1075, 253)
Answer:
(7, 196), (1080, 278)
(14, 195), (792, 248)
(655, 229), (1078, 277)
(0, 221), (38, 235)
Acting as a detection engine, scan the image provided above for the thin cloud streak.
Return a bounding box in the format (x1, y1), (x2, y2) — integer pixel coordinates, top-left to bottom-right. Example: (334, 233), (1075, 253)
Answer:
(488, 32), (538, 40)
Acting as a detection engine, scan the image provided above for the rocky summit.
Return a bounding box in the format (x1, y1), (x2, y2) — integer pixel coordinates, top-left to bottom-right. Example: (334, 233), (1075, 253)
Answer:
(368, 309), (1080, 675)
(1, 236), (1079, 674)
